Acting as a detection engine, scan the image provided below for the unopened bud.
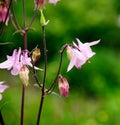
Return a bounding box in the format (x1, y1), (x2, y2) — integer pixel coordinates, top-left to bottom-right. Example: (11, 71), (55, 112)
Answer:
(58, 76), (69, 97)
(32, 48), (41, 64)
(66, 46), (72, 60)
(34, 0), (46, 9)
(19, 66), (29, 86)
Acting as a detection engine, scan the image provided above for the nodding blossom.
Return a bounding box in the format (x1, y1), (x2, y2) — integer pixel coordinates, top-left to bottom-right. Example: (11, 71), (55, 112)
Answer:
(0, 81), (8, 101)
(0, 48), (40, 76)
(66, 38), (100, 72)
(34, 0), (58, 9)
(0, 0), (10, 25)
(58, 77), (69, 97)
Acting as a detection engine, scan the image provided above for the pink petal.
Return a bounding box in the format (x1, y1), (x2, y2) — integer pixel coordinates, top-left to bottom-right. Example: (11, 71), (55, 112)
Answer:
(11, 62), (22, 75)
(0, 84), (8, 93)
(86, 40), (100, 46)
(0, 60), (13, 69)
(67, 56), (76, 72)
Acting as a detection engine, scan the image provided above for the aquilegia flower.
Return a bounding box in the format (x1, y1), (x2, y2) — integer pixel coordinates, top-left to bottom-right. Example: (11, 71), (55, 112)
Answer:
(0, 0), (10, 25)
(58, 76), (69, 97)
(67, 38), (100, 72)
(0, 81), (8, 101)
(0, 48), (39, 76)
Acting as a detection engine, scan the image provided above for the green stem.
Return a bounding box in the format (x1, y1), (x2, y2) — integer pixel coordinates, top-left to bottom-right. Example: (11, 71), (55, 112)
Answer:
(11, 3), (21, 30)
(27, 8), (38, 31)
(36, 93), (44, 125)
(47, 44), (67, 94)
(22, 0), (26, 28)
(20, 84), (25, 125)
(36, 26), (47, 125)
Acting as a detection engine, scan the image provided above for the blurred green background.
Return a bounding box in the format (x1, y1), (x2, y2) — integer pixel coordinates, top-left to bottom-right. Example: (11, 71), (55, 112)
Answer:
(1, 0), (120, 124)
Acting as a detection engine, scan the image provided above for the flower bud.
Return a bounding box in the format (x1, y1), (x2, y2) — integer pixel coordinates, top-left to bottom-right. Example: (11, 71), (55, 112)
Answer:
(19, 66), (29, 86)
(0, 0), (10, 25)
(58, 77), (69, 97)
(34, 0), (46, 9)
(32, 48), (41, 64)
(66, 46), (72, 60)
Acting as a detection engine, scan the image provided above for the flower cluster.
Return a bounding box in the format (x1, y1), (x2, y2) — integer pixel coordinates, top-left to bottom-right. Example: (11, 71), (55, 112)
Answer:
(67, 38), (100, 72)
(0, 48), (34, 75)
(0, 81), (8, 101)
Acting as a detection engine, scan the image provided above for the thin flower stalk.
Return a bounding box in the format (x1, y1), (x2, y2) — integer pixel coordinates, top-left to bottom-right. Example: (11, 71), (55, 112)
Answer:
(47, 44), (68, 94)
(36, 25), (47, 125)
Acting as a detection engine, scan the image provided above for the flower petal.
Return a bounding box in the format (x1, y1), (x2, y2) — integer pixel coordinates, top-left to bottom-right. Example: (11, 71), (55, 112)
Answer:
(0, 59), (13, 69)
(86, 40), (100, 46)
(0, 84), (8, 93)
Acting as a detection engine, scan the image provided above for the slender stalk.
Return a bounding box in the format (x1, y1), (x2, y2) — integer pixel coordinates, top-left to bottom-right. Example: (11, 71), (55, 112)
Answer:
(22, 0), (26, 28)
(23, 32), (27, 49)
(36, 92), (44, 125)
(20, 84), (25, 125)
(0, 0), (13, 35)
(36, 26), (47, 125)
(11, 3), (21, 30)
(27, 8), (38, 31)
(42, 26), (47, 90)
(30, 57), (42, 88)
(0, 111), (4, 125)
(47, 44), (67, 94)
(20, 32), (27, 125)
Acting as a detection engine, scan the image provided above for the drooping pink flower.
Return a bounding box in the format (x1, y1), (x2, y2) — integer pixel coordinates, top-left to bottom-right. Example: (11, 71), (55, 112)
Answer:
(0, 0), (10, 25)
(0, 81), (8, 101)
(0, 48), (40, 76)
(67, 38), (100, 72)
(58, 77), (69, 97)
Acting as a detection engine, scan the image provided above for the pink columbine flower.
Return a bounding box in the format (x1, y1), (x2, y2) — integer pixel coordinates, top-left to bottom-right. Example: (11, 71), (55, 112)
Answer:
(0, 48), (39, 76)
(0, 81), (8, 101)
(58, 77), (69, 97)
(67, 38), (100, 72)
(0, 0), (10, 25)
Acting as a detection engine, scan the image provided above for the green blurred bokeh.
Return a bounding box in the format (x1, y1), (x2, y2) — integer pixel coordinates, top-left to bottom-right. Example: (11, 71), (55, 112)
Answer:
(0, 0), (120, 124)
